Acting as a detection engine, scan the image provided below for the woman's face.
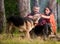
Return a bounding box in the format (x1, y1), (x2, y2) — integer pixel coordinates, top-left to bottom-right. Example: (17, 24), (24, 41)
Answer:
(45, 8), (50, 14)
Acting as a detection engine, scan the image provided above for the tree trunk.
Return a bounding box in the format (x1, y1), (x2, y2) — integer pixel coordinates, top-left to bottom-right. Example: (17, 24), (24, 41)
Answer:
(17, 0), (31, 17)
(0, 0), (6, 33)
(49, 0), (57, 19)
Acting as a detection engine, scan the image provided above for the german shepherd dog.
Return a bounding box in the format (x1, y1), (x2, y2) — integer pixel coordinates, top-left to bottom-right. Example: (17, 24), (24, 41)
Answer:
(6, 15), (35, 39)
(6, 14), (51, 40)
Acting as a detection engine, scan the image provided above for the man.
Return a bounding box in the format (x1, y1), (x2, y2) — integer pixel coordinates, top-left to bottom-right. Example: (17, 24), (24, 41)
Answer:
(27, 6), (41, 25)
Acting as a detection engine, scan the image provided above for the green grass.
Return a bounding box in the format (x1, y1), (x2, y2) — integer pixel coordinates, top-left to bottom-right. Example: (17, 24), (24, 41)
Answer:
(0, 34), (60, 44)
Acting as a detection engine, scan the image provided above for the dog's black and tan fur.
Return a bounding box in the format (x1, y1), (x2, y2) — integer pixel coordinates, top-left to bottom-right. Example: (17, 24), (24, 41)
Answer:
(6, 15), (34, 39)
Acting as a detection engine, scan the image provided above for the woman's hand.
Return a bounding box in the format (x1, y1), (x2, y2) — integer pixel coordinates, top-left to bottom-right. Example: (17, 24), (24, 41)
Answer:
(41, 14), (50, 19)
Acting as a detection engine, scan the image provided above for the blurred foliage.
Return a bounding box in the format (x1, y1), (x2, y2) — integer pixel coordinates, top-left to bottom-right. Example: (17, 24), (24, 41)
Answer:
(57, 0), (60, 5)
(4, 0), (19, 18)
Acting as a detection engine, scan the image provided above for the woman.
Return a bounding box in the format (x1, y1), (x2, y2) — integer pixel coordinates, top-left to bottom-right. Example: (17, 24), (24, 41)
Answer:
(41, 7), (57, 35)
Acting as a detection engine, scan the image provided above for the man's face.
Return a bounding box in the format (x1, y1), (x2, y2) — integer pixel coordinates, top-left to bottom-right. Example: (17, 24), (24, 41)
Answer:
(33, 7), (40, 14)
